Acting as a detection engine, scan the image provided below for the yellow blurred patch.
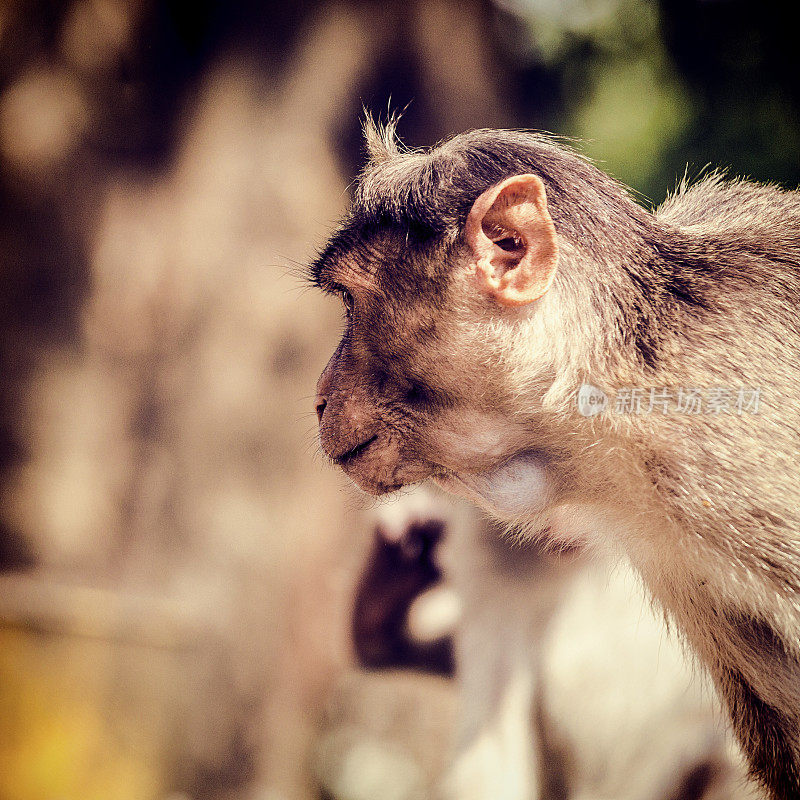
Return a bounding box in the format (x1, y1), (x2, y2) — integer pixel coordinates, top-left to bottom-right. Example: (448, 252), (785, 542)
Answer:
(0, 628), (167, 800)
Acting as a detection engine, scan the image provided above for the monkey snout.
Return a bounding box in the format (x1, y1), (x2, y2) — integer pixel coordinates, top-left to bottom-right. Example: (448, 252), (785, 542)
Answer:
(316, 400), (380, 465)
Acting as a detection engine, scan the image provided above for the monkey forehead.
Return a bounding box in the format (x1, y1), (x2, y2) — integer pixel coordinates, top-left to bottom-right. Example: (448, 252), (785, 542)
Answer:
(312, 221), (452, 296)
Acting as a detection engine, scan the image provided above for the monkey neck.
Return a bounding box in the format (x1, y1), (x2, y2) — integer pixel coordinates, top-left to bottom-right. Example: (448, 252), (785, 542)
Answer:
(544, 207), (800, 598)
(557, 214), (730, 386)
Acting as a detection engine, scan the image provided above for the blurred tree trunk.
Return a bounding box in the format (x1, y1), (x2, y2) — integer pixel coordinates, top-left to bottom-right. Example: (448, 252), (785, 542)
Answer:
(0, 1), (512, 799)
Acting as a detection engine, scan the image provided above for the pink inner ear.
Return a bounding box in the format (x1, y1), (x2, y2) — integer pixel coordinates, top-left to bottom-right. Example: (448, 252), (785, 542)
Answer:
(495, 237), (522, 253)
(482, 223), (523, 253)
(466, 174), (559, 306)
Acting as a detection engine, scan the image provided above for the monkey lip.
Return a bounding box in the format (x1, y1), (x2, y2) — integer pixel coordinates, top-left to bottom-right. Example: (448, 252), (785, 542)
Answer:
(333, 434), (378, 465)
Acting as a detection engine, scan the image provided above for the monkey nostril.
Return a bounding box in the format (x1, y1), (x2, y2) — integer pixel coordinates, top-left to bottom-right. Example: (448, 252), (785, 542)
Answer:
(315, 396), (327, 423)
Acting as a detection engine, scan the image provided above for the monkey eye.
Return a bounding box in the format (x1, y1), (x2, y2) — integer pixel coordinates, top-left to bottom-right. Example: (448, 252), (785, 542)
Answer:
(404, 380), (428, 405)
(338, 287), (354, 317)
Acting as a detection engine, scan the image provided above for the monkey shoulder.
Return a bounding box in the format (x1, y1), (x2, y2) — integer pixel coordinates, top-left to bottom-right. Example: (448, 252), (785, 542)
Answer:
(656, 174), (800, 238)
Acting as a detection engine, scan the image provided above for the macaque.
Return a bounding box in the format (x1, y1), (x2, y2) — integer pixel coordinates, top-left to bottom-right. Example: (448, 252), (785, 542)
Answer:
(352, 498), (455, 674)
(310, 118), (800, 800)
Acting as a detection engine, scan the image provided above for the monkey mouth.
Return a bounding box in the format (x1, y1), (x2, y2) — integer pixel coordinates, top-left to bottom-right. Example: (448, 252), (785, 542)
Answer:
(333, 434), (378, 465)
(338, 452), (437, 497)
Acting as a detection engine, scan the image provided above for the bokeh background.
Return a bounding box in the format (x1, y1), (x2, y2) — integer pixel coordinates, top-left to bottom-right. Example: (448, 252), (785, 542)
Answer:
(0, 1), (798, 799)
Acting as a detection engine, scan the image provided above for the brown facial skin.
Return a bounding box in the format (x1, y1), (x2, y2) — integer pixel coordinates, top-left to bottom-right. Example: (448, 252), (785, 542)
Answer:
(313, 277), (542, 507)
(315, 335), (435, 494)
(313, 239), (445, 494)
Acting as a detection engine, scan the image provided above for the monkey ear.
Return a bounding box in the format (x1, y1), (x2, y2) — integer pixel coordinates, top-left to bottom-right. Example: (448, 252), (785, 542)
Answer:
(465, 174), (559, 307)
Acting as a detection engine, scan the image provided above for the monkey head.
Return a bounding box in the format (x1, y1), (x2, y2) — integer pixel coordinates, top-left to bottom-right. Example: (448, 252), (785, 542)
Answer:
(311, 121), (630, 520)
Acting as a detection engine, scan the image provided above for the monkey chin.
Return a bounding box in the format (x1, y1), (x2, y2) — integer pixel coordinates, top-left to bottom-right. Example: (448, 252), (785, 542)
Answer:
(433, 451), (551, 522)
(341, 455), (435, 497)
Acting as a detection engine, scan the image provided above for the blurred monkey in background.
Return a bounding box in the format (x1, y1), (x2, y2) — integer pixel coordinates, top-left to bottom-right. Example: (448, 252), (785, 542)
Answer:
(354, 488), (756, 800)
(352, 492), (454, 674)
